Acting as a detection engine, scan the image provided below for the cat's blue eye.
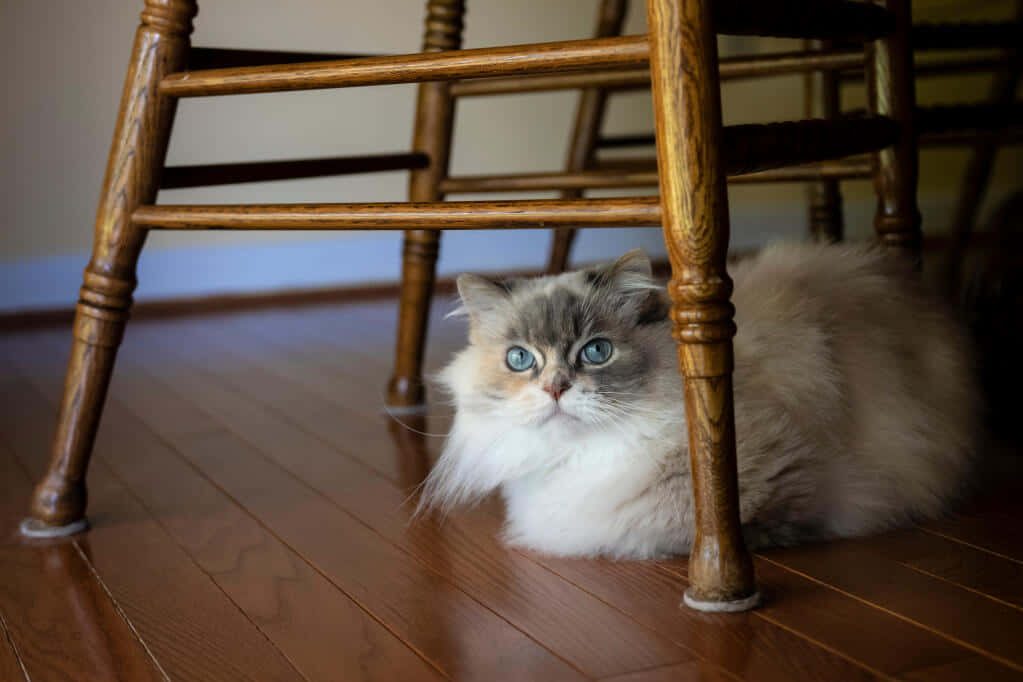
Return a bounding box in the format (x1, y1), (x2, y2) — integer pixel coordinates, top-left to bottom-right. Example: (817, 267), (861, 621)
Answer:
(506, 346), (535, 372)
(581, 339), (613, 365)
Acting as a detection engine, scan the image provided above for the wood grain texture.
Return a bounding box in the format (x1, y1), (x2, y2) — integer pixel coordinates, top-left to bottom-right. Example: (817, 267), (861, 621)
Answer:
(0, 614), (27, 682)
(28, 0), (197, 530)
(451, 48), (864, 97)
(161, 152), (429, 189)
(0, 437), (160, 682)
(749, 559), (1021, 678)
(602, 661), (735, 681)
(133, 197), (663, 230)
(531, 555), (881, 681)
(870, 0), (922, 258)
(110, 313), (896, 682)
(761, 535), (1023, 672)
(4, 299), (1022, 680)
(161, 35), (650, 97)
(546, 0), (628, 275)
(112, 323), (711, 679)
(15, 336), (446, 682)
(441, 160), (872, 194)
(3, 345), (307, 682)
(388, 0), (465, 409)
(646, 0), (756, 607)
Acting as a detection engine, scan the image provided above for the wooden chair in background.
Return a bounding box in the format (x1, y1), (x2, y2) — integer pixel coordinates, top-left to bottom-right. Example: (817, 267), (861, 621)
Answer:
(23, 0), (919, 612)
(534, 1), (1021, 263)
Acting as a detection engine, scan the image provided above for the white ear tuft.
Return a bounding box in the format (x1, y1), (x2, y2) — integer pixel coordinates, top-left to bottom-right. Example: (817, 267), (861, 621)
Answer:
(456, 273), (511, 318)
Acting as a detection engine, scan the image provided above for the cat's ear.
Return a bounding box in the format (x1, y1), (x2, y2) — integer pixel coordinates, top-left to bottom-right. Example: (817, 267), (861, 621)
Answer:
(455, 273), (512, 319)
(589, 249), (655, 293)
(589, 250), (668, 324)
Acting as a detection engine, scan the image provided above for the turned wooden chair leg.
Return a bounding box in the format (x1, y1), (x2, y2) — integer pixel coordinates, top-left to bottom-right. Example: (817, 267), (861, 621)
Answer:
(22, 0), (195, 538)
(646, 0), (759, 611)
(546, 0), (629, 275)
(387, 0), (466, 410)
(870, 0), (921, 261)
(806, 39), (844, 243)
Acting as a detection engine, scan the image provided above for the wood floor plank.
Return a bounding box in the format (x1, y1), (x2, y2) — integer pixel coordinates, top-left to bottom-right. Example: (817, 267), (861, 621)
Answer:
(749, 559), (1022, 679)
(0, 440), (33, 682)
(122, 315), (901, 682)
(527, 549), (879, 682)
(157, 431), (588, 681)
(761, 535), (1023, 672)
(831, 527), (1023, 610)
(8, 295), (1023, 681)
(901, 655), (1023, 682)
(0, 343), (308, 682)
(601, 661), (735, 682)
(0, 612), (28, 682)
(920, 506), (1023, 566)
(106, 328), (710, 679)
(0, 378), (166, 681)
(11, 334), (448, 682)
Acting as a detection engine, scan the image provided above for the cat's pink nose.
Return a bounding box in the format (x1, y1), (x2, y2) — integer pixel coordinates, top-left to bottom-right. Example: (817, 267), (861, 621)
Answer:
(543, 380), (571, 401)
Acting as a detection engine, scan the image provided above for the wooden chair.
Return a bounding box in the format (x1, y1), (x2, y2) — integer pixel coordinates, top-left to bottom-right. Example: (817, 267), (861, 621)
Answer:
(22, 0), (920, 613)
(536, 1), (1021, 262)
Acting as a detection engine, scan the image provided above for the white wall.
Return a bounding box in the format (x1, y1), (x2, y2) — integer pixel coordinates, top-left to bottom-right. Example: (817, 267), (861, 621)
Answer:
(1, 0), (1019, 312)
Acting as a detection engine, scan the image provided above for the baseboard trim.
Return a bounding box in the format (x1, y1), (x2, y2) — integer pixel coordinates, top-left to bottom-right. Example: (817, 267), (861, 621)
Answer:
(0, 260), (675, 332)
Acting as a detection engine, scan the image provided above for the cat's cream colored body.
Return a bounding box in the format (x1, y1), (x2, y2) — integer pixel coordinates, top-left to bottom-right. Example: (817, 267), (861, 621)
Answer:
(424, 244), (980, 558)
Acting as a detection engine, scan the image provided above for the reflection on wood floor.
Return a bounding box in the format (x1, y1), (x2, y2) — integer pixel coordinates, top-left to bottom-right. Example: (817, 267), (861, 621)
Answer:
(1, 298), (1021, 681)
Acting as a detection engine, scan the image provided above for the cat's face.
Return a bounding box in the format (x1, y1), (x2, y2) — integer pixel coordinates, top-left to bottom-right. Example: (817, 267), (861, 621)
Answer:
(447, 250), (670, 433)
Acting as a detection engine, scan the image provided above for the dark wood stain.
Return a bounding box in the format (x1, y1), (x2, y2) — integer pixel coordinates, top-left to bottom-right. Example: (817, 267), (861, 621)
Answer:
(2, 299), (1021, 680)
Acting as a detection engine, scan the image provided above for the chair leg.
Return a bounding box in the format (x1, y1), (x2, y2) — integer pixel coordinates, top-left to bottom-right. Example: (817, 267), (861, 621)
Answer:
(546, 0), (629, 275)
(645, 0), (759, 611)
(806, 40), (844, 243)
(870, 0), (921, 261)
(22, 0), (195, 537)
(387, 0), (466, 410)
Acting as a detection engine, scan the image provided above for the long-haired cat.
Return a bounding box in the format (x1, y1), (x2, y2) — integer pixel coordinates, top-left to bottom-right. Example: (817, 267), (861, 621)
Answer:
(419, 243), (980, 558)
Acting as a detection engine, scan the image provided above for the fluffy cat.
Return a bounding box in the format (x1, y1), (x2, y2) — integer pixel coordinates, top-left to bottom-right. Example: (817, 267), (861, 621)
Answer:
(419, 243), (980, 558)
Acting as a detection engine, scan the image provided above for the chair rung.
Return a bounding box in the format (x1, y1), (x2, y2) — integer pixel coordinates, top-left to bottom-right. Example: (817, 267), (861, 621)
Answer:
(451, 49), (864, 97)
(597, 134), (656, 149)
(161, 36), (650, 98)
(440, 159), (872, 193)
(913, 21), (1022, 50)
(161, 1), (891, 100)
(161, 153), (429, 189)
(921, 128), (1023, 147)
(598, 115), (900, 165)
(595, 118), (898, 174)
(451, 70), (650, 97)
(839, 52), (1013, 82)
(188, 47), (383, 70)
(916, 102), (1023, 136)
(132, 198), (662, 230)
(713, 0), (893, 41)
(439, 170), (659, 193)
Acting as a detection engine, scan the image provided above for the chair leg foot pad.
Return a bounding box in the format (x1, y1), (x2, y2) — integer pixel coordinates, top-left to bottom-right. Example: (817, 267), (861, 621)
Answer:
(20, 517), (90, 538)
(683, 589), (761, 613)
(383, 402), (428, 416)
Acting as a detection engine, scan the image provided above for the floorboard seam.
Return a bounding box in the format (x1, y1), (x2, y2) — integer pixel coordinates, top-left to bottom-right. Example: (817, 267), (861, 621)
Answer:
(917, 526), (1023, 566)
(896, 560), (1023, 613)
(0, 611), (31, 682)
(71, 540), (174, 682)
(755, 554), (1023, 673)
(9, 347), (316, 682)
(111, 357), (596, 680)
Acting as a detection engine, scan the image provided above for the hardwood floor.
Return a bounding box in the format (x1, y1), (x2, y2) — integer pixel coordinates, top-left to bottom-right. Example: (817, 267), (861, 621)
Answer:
(1, 298), (1020, 681)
